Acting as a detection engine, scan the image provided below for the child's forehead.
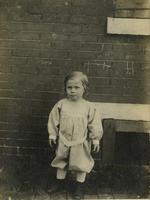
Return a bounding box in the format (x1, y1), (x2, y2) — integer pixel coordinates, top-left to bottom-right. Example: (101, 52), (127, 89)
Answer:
(67, 78), (82, 85)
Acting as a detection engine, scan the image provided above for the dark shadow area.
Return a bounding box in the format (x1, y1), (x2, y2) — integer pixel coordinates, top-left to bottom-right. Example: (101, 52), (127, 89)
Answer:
(115, 132), (150, 165)
(0, 147), (56, 192)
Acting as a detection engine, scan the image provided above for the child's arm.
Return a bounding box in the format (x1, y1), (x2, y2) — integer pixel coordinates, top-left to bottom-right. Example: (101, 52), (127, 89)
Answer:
(47, 102), (61, 147)
(88, 104), (103, 153)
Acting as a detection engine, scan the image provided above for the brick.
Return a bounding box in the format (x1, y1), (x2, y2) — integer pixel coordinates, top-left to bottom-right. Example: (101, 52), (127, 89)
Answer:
(25, 0), (43, 15)
(14, 31), (41, 40)
(69, 50), (97, 60)
(41, 40), (80, 50)
(70, 4), (109, 16)
(112, 43), (144, 52)
(125, 51), (148, 61)
(70, 15), (99, 25)
(96, 50), (124, 60)
(0, 146), (18, 155)
(0, 73), (64, 91)
(90, 86), (123, 96)
(0, 72), (15, 82)
(14, 13), (42, 23)
(42, 2), (108, 16)
(122, 87), (146, 96)
(0, 81), (13, 89)
(114, 0), (150, 9)
(0, 130), (48, 140)
(81, 22), (105, 34)
(36, 58), (71, 68)
(53, 23), (81, 34)
(42, 14), (70, 24)
(11, 48), (41, 57)
(0, 122), (19, 131)
(0, 120), (47, 133)
(40, 32), (70, 41)
(13, 40), (41, 49)
(0, 137), (47, 148)
(3, 0), (43, 22)
(0, 48), (12, 56)
(80, 42), (104, 51)
(71, 0), (96, 6)
(88, 93), (145, 104)
(96, 48), (147, 61)
(23, 90), (63, 101)
(22, 66), (61, 76)
(0, 113), (46, 125)
(8, 22), (54, 32)
(19, 147), (48, 155)
(0, 30), (13, 39)
(0, 73), (13, 82)
(0, 89), (17, 98)
(97, 34), (131, 44)
(89, 77), (114, 86)
(0, 98), (42, 116)
(70, 33), (98, 42)
(115, 9), (150, 19)
(43, 5), (72, 16)
(0, 56), (25, 66)
(0, 0), (18, 7)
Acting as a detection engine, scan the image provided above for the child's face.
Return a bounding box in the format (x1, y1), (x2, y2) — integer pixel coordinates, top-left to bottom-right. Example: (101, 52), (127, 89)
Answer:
(66, 78), (85, 101)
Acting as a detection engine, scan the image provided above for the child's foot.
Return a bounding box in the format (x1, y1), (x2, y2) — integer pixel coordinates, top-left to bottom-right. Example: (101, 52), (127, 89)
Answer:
(47, 179), (66, 194)
(73, 182), (84, 200)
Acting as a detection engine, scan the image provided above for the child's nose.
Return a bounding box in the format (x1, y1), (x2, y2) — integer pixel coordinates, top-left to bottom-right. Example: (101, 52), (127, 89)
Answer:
(71, 88), (75, 92)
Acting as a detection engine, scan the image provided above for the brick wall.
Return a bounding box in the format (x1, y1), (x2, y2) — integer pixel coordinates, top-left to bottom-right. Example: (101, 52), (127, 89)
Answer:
(0, 0), (150, 187)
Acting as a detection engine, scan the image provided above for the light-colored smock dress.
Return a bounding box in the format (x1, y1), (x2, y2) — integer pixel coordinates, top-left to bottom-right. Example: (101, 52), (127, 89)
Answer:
(48, 98), (103, 173)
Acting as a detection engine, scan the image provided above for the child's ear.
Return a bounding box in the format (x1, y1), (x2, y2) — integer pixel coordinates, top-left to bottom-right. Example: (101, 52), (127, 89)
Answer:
(84, 90), (88, 97)
(84, 87), (88, 96)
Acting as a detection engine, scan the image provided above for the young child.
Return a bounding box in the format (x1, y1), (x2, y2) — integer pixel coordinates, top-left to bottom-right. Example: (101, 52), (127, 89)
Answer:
(47, 71), (103, 199)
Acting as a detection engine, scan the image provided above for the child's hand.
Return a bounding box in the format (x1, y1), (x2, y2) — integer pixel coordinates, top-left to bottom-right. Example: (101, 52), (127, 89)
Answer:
(49, 138), (56, 148)
(92, 143), (100, 153)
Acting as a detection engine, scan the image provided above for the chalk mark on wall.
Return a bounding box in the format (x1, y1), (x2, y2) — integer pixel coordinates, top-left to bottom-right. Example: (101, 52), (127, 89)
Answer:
(126, 61), (134, 76)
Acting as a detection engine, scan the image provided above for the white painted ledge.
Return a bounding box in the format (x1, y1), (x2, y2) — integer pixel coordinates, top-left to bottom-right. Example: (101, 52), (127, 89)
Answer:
(95, 102), (150, 121)
(107, 17), (150, 35)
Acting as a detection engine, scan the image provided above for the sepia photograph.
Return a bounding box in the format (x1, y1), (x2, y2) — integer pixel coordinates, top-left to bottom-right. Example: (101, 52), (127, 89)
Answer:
(0, 0), (150, 199)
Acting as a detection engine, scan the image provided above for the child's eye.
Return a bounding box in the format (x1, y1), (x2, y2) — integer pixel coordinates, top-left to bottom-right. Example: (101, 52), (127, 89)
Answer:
(67, 86), (72, 89)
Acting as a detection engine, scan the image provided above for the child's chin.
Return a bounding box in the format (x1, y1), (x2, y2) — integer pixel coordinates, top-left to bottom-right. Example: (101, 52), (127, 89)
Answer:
(69, 96), (78, 101)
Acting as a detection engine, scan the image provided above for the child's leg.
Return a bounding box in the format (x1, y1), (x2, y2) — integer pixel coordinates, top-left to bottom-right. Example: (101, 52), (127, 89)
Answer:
(47, 168), (67, 193)
(57, 168), (67, 179)
(73, 172), (86, 199)
(76, 171), (86, 183)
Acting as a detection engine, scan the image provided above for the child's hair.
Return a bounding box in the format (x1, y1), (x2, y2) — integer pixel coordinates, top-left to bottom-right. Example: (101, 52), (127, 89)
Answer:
(64, 71), (88, 94)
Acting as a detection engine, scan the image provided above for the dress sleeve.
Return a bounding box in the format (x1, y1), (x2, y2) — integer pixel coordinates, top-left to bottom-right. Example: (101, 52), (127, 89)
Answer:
(87, 103), (103, 144)
(47, 101), (61, 140)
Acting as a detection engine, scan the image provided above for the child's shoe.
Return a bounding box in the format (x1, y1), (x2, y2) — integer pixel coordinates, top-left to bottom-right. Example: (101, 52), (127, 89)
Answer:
(47, 179), (66, 194)
(73, 182), (84, 200)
